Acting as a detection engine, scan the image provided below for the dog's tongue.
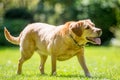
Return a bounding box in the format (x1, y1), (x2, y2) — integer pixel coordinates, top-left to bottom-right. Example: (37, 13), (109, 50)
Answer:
(94, 38), (101, 45)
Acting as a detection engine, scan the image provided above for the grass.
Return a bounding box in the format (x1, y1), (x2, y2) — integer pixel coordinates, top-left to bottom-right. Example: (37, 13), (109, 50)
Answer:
(0, 46), (120, 80)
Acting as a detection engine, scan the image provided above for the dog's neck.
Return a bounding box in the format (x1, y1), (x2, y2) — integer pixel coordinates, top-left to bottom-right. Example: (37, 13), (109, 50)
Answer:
(69, 34), (85, 48)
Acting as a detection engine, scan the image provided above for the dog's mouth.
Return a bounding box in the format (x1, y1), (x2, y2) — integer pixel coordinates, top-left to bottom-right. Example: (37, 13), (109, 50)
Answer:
(86, 37), (101, 45)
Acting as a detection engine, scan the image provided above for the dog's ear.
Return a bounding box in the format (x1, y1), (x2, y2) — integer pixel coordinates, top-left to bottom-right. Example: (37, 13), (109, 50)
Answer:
(85, 19), (91, 22)
(70, 22), (84, 37)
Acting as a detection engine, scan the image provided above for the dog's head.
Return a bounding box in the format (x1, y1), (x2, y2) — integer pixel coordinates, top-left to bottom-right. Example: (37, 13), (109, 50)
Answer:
(69, 19), (102, 45)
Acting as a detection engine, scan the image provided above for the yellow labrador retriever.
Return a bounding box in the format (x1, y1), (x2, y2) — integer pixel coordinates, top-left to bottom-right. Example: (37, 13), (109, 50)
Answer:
(4, 19), (102, 77)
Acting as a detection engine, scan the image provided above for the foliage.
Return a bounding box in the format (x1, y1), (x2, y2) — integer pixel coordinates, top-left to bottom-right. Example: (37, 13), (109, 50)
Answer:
(0, 0), (39, 11)
(0, 47), (120, 80)
(0, 19), (30, 46)
(110, 27), (120, 47)
(34, 0), (120, 44)
(4, 8), (33, 20)
(0, 0), (120, 46)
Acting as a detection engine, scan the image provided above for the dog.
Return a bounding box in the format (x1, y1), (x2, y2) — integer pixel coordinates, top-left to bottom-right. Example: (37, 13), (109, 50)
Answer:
(4, 19), (102, 77)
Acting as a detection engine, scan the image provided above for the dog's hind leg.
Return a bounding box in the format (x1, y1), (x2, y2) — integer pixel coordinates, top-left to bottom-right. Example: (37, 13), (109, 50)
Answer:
(17, 49), (34, 74)
(17, 55), (25, 74)
(17, 40), (35, 74)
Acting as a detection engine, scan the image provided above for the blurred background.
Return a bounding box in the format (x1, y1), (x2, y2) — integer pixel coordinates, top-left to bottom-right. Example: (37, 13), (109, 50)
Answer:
(0, 0), (120, 46)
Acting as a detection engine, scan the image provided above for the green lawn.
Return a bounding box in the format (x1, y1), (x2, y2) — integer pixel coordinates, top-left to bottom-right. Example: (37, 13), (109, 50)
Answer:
(0, 46), (120, 80)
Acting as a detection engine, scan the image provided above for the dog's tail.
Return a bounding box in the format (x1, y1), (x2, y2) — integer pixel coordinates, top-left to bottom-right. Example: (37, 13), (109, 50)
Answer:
(4, 27), (20, 45)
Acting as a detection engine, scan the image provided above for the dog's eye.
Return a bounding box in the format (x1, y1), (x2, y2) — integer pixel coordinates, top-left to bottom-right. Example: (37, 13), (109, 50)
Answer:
(86, 26), (90, 29)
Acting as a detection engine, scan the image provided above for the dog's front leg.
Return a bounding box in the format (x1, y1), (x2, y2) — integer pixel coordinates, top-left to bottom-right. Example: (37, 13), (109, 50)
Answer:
(51, 54), (57, 75)
(77, 48), (91, 77)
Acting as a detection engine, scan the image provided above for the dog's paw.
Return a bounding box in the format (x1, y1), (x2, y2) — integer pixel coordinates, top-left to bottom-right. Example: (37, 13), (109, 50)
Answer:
(85, 73), (91, 78)
(17, 71), (21, 75)
(51, 72), (57, 76)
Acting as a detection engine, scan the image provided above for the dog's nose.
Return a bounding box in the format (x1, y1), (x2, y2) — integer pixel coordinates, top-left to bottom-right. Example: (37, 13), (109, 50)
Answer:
(97, 29), (102, 36)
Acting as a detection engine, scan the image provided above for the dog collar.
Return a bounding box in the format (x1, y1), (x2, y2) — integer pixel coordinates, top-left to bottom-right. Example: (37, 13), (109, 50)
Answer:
(69, 34), (85, 48)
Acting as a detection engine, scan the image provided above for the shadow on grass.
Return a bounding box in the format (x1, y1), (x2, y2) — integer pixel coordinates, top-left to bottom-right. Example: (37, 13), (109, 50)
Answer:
(56, 74), (85, 78)
(8, 73), (109, 80)
(57, 74), (109, 79)
(53, 74), (108, 79)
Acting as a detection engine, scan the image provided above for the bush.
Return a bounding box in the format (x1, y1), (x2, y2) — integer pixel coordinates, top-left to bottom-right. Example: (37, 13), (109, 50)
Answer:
(0, 19), (30, 46)
(35, 0), (118, 45)
(4, 8), (33, 21)
(1, 8), (33, 46)
(88, 3), (117, 45)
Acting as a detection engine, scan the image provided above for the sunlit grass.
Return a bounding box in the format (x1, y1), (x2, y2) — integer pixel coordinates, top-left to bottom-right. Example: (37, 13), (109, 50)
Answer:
(0, 46), (120, 80)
